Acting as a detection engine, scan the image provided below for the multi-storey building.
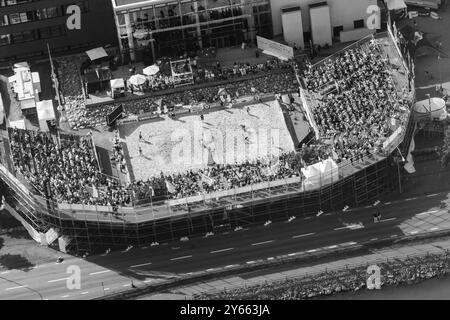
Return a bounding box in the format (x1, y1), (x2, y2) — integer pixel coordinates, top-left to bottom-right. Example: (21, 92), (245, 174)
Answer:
(111, 0), (381, 62)
(0, 0), (118, 65)
(111, 0), (273, 62)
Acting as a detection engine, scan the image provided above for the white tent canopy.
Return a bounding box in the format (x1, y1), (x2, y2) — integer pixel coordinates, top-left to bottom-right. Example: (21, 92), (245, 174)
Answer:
(110, 78), (125, 89)
(36, 100), (55, 121)
(143, 65), (160, 76)
(129, 74), (147, 86)
(385, 0), (407, 10)
(301, 158), (339, 189)
(413, 97), (447, 121)
(86, 47), (108, 61)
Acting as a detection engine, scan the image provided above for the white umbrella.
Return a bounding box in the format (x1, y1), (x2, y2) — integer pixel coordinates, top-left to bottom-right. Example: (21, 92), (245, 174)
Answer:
(129, 74), (147, 86)
(143, 65), (160, 76)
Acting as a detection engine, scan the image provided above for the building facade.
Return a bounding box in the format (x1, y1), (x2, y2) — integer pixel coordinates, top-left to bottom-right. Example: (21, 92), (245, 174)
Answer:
(0, 0), (118, 65)
(111, 0), (273, 62)
(112, 0), (381, 62)
(270, 0), (380, 47)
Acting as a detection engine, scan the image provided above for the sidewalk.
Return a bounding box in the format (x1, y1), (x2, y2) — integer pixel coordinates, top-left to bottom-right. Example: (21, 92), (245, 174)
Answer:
(139, 236), (450, 300)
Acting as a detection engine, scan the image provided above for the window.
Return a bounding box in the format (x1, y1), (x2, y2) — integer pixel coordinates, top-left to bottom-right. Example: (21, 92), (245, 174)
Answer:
(11, 30), (35, 43)
(9, 13), (21, 24)
(46, 7), (58, 18)
(39, 27), (51, 39)
(0, 14), (8, 26)
(36, 7), (60, 20)
(49, 25), (63, 37)
(0, 34), (11, 46)
(353, 19), (364, 29)
(38, 25), (66, 40)
(117, 13), (126, 26)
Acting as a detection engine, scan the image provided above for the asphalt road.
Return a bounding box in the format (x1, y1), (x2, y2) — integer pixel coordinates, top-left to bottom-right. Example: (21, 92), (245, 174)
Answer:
(1, 190), (450, 300)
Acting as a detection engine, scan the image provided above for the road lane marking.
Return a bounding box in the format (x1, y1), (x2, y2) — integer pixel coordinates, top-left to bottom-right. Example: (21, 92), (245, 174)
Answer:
(405, 197), (417, 201)
(144, 280), (153, 283)
(104, 288), (110, 291)
(430, 227), (439, 231)
(129, 262), (152, 268)
(170, 255), (192, 261)
(267, 257), (275, 260)
(390, 235), (398, 238)
(246, 261), (256, 264)
(292, 233), (315, 238)
(123, 284), (131, 287)
(251, 240), (274, 246)
(417, 210), (439, 216)
(370, 238), (378, 241)
(384, 201), (391, 205)
(0, 271), (9, 275)
(410, 231), (419, 234)
(89, 270), (111, 276)
(325, 245), (338, 249)
(379, 218), (396, 222)
(48, 277), (69, 283)
(307, 249), (318, 253)
(6, 285), (28, 291)
(210, 248), (234, 254)
(225, 265), (238, 268)
(61, 295), (69, 298)
(334, 224), (364, 231)
(81, 291), (89, 295)
(426, 193), (439, 197)
(339, 242), (357, 246)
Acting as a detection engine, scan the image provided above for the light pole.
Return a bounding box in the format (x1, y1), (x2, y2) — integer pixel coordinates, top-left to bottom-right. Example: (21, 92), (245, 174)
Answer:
(438, 54), (442, 92)
(425, 93), (432, 122)
(396, 147), (405, 194)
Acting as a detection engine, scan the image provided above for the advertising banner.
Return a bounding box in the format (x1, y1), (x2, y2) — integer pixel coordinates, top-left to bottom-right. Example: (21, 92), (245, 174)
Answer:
(257, 36), (294, 60)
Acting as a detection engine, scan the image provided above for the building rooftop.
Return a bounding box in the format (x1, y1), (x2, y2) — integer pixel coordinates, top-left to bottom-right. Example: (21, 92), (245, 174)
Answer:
(113, 0), (162, 8)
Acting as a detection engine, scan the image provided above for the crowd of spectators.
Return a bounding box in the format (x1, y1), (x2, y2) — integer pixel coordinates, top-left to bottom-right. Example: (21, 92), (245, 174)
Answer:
(65, 72), (298, 129)
(111, 131), (127, 174)
(8, 126), (333, 205)
(197, 252), (450, 300)
(8, 127), (131, 207)
(56, 55), (297, 130)
(303, 40), (410, 162)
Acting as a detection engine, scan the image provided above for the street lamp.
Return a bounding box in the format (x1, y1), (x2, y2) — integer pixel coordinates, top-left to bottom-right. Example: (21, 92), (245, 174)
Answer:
(396, 147), (405, 194)
(438, 54), (442, 92)
(425, 93), (432, 121)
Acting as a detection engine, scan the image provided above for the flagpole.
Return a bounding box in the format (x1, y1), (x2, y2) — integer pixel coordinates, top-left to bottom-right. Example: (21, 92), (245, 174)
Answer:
(47, 43), (66, 123)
